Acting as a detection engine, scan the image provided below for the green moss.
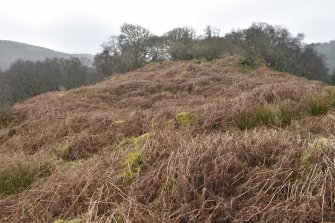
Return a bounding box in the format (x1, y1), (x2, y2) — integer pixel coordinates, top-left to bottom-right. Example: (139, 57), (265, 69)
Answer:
(55, 143), (70, 158)
(176, 112), (197, 125)
(120, 148), (144, 183)
(53, 218), (83, 223)
(0, 164), (36, 196)
(301, 137), (329, 164)
(118, 133), (150, 147)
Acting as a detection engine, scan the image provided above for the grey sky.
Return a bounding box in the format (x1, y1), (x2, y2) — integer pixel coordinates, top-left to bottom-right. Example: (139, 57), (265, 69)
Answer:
(1, 0), (334, 54)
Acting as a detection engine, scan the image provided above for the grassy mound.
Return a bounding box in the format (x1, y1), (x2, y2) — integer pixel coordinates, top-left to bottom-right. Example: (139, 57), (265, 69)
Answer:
(1, 57), (335, 222)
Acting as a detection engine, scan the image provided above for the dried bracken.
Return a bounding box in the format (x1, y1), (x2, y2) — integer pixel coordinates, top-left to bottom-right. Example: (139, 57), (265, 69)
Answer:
(1, 57), (335, 222)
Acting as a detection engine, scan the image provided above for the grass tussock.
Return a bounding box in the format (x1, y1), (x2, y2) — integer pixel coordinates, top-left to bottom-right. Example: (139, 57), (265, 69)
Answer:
(2, 58), (335, 222)
(307, 94), (333, 116)
(236, 105), (296, 130)
(0, 164), (36, 196)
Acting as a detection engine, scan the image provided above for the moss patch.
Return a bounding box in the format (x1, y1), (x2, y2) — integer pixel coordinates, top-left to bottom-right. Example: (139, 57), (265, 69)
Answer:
(176, 112), (197, 125)
(120, 148), (144, 183)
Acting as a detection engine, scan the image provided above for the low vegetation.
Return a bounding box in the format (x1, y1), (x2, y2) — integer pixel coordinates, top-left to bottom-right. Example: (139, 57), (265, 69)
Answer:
(236, 105), (296, 130)
(1, 58), (335, 222)
(0, 164), (36, 196)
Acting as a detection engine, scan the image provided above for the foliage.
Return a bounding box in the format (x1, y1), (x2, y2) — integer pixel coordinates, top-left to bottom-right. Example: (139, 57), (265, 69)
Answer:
(224, 23), (330, 82)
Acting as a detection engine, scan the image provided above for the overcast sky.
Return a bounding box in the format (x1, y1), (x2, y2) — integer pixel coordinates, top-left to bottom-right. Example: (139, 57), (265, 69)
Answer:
(1, 0), (334, 54)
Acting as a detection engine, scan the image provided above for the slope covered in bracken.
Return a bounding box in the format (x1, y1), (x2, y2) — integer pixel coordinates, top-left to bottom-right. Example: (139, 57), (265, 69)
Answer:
(1, 57), (335, 222)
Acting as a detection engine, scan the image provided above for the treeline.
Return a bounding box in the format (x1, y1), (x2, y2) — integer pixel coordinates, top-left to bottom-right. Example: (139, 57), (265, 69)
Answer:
(0, 22), (332, 117)
(95, 22), (331, 82)
(0, 57), (103, 116)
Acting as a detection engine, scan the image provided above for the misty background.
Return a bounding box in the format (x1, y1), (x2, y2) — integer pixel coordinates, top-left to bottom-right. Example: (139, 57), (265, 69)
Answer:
(1, 0), (334, 54)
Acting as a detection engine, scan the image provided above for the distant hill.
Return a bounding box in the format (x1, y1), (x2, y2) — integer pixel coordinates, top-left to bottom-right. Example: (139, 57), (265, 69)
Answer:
(314, 40), (335, 71)
(0, 40), (94, 70)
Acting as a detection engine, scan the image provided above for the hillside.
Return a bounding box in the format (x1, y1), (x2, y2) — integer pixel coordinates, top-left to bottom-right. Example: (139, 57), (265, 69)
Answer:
(0, 40), (94, 70)
(1, 58), (335, 222)
(314, 40), (335, 71)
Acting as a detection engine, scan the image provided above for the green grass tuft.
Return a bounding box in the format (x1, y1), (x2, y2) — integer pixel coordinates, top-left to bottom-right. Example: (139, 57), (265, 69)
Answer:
(236, 106), (277, 130)
(0, 164), (36, 196)
(236, 105), (296, 130)
(307, 96), (331, 116)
